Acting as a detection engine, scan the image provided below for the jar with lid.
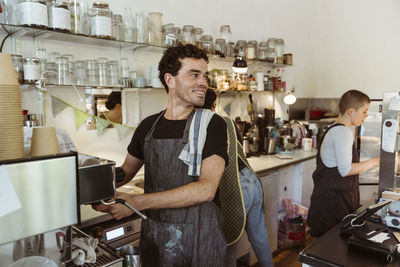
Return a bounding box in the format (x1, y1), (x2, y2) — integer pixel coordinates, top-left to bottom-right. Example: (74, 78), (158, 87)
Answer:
(246, 41), (257, 60)
(226, 42), (235, 57)
(47, 0), (71, 32)
(11, 55), (24, 84)
(17, 0), (48, 29)
(193, 27), (203, 49)
(275, 38), (285, 64)
(266, 48), (276, 63)
(235, 40), (247, 56)
(162, 23), (176, 47)
(214, 38), (226, 56)
(112, 14), (123, 41)
(258, 41), (268, 60)
(23, 57), (41, 84)
(181, 25), (195, 45)
(200, 35), (213, 54)
(219, 25), (232, 43)
(247, 40), (258, 60)
(173, 26), (181, 44)
(89, 1), (112, 39)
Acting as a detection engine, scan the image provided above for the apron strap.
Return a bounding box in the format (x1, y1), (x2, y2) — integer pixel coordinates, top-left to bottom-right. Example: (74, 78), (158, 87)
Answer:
(181, 109), (196, 144)
(144, 110), (166, 142)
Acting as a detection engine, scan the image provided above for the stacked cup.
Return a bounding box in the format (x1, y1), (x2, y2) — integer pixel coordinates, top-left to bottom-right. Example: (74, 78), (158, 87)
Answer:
(0, 53), (24, 160)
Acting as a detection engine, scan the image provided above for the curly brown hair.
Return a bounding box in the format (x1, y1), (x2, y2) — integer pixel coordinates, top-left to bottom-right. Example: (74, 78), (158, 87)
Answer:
(158, 44), (208, 93)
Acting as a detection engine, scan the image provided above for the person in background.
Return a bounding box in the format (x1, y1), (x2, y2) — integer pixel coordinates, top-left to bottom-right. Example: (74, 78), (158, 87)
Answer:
(93, 44), (228, 266)
(307, 89), (380, 237)
(100, 91), (122, 124)
(202, 89), (274, 267)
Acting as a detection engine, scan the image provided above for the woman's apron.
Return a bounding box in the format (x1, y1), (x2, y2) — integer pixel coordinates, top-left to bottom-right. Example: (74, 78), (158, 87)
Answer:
(307, 124), (360, 237)
(140, 110), (226, 267)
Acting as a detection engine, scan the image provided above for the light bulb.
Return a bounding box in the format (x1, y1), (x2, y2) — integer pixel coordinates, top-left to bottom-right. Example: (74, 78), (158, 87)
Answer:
(283, 93), (296, 105)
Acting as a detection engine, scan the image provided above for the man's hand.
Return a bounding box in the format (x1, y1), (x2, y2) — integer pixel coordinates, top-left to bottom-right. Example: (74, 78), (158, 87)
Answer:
(92, 192), (139, 220)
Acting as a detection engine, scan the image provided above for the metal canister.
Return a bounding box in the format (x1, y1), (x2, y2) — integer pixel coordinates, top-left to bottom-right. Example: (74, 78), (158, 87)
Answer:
(120, 246), (141, 267)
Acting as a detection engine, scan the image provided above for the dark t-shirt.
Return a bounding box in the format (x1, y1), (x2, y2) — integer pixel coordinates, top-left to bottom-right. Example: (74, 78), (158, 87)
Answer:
(127, 111), (229, 166)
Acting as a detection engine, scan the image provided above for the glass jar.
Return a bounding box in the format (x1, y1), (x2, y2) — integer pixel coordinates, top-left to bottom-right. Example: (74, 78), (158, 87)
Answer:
(237, 74), (249, 91)
(266, 48), (276, 63)
(258, 41), (268, 60)
(56, 56), (70, 85)
(247, 40), (258, 60)
(106, 60), (120, 86)
(11, 55), (24, 84)
(162, 23), (176, 47)
(226, 42), (235, 57)
(46, 62), (57, 84)
(69, 0), (81, 34)
(17, 0), (48, 29)
(173, 26), (181, 44)
(214, 38), (226, 56)
(86, 60), (99, 86)
(246, 41), (256, 60)
(112, 14), (123, 41)
(97, 57), (108, 86)
(275, 38), (285, 64)
(216, 69), (229, 91)
(219, 25), (232, 43)
(23, 57), (41, 84)
(89, 1), (112, 39)
(235, 40), (247, 56)
(47, 0), (71, 32)
(200, 35), (213, 54)
(193, 27), (203, 49)
(74, 60), (86, 85)
(148, 12), (163, 46)
(181, 25), (195, 45)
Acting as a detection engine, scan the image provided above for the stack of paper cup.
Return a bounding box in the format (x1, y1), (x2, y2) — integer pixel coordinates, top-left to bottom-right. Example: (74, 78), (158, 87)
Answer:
(255, 71), (264, 91)
(0, 53), (24, 161)
(30, 127), (60, 157)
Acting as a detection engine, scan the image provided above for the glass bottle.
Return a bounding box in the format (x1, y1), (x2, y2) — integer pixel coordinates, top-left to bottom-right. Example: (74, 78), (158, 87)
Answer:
(69, 0), (80, 34)
(17, 0), (48, 29)
(135, 12), (148, 43)
(112, 14), (123, 41)
(200, 35), (213, 54)
(106, 60), (120, 86)
(123, 7), (134, 42)
(193, 27), (203, 49)
(275, 38), (285, 64)
(47, 0), (71, 32)
(219, 25), (231, 43)
(162, 23), (175, 47)
(181, 25), (195, 45)
(97, 57), (108, 86)
(89, 1), (112, 39)
(148, 12), (163, 46)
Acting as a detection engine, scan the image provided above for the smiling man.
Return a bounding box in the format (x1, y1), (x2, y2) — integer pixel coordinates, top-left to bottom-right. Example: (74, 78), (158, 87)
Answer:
(94, 44), (228, 266)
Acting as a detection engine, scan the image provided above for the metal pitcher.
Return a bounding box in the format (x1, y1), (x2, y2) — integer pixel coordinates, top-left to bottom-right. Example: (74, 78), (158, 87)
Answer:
(120, 246), (141, 267)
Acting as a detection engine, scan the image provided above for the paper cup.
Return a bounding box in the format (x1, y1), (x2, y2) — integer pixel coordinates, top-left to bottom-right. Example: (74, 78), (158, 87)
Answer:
(30, 127), (60, 157)
(0, 53), (19, 86)
(302, 138), (312, 151)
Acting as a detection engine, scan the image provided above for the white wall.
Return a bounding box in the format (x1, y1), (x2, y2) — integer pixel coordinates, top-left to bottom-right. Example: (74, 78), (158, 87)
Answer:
(3, 0), (400, 162)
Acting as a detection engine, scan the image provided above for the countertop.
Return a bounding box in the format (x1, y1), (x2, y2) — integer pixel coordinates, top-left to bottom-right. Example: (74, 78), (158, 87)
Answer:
(247, 149), (317, 175)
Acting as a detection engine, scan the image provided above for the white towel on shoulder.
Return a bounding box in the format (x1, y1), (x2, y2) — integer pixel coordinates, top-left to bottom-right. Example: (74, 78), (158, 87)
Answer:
(179, 108), (215, 176)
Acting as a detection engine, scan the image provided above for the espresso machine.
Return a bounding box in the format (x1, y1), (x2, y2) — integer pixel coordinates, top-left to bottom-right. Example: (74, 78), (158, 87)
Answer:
(0, 153), (123, 266)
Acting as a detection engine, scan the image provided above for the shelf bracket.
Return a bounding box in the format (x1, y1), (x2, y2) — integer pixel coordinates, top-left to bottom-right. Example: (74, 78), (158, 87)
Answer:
(34, 32), (52, 51)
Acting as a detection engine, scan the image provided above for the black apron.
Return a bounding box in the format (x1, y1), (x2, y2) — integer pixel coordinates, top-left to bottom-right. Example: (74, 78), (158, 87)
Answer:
(307, 124), (360, 237)
(140, 110), (226, 267)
